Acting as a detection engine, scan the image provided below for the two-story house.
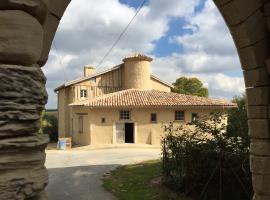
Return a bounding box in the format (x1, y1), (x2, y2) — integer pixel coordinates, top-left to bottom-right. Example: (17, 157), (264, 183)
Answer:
(55, 53), (235, 146)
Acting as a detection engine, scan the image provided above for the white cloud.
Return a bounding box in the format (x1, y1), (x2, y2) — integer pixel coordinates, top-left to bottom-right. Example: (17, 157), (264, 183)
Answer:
(147, 0), (201, 19)
(198, 74), (245, 99)
(152, 56), (245, 100)
(43, 0), (244, 108)
(151, 0), (244, 100)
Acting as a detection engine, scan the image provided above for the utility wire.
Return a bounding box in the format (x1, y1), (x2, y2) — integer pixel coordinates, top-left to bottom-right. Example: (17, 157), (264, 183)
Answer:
(96, 0), (147, 69)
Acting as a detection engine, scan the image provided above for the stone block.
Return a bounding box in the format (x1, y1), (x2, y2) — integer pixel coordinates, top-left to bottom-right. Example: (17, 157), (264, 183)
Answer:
(246, 86), (270, 106)
(251, 139), (270, 156)
(253, 193), (270, 200)
(238, 39), (269, 70)
(0, 166), (48, 199)
(48, 0), (71, 19)
(230, 10), (266, 48)
(39, 13), (60, 66)
(248, 119), (270, 138)
(252, 173), (270, 195)
(243, 67), (270, 87)
(265, 58), (270, 75)
(0, 64), (47, 137)
(0, 0), (49, 24)
(250, 155), (270, 174)
(0, 151), (46, 170)
(247, 106), (268, 119)
(218, 0), (262, 26)
(0, 10), (43, 65)
(264, 2), (270, 16)
(0, 135), (49, 150)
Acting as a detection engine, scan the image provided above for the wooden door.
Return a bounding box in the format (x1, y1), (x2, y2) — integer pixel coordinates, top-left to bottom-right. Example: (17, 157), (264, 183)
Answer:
(116, 123), (125, 143)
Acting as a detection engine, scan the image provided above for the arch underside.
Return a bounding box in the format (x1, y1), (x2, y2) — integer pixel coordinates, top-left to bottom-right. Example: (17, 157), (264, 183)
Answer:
(0, 0), (269, 199)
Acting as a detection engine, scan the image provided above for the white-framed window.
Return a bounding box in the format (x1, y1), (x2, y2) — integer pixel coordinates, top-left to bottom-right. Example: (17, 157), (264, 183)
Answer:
(175, 111), (185, 121)
(80, 89), (87, 98)
(78, 115), (83, 134)
(120, 110), (130, 120)
(151, 113), (157, 123)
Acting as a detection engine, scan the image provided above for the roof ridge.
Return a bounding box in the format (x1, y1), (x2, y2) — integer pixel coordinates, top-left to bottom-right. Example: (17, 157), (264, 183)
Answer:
(70, 89), (236, 108)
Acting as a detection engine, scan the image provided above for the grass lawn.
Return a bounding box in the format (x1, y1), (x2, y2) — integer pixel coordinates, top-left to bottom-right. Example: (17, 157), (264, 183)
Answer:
(103, 160), (191, 200)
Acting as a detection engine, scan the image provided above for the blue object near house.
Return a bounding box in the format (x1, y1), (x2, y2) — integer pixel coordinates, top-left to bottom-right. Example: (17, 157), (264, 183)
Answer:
(58, 139), (66, 150)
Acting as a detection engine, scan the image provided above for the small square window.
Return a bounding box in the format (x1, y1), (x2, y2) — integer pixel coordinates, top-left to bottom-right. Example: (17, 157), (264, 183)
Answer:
(120, 110), (130, 120)
(151, 113), (157, 123)
(101, 117), (106, 123)
(80, 89), (87, 98)
(191, 113), (198, 122)
(175, 111), (185, 121)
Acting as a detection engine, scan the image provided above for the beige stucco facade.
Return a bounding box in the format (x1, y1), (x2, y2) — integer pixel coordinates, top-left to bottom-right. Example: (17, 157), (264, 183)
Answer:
(56, 54), (173, 140)
(70, 107), (221, 146)
(56, 54), (233, 147)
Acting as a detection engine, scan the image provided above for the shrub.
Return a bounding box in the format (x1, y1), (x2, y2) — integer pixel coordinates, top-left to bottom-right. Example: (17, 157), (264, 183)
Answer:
(162, 112), (252, 200)
(39, 111), (58, 142)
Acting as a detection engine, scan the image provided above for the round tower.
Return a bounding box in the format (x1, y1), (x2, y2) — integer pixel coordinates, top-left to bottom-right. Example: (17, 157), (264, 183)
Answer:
(123, 53), (153, 90)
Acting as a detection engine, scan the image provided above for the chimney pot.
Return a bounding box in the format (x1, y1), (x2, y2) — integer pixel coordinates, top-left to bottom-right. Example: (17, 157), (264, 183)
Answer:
(84, 65), (95, 77)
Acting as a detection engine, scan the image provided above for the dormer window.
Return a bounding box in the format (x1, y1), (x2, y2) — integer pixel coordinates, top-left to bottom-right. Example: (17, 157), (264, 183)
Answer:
(80, 89), (87, 98)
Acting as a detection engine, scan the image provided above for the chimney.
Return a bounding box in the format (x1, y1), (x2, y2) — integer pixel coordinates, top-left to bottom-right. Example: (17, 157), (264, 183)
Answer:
(84, 65), (95, 77)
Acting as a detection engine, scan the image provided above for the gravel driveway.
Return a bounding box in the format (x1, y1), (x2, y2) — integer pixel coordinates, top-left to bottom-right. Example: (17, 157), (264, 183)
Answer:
(45, 148), (161, 200)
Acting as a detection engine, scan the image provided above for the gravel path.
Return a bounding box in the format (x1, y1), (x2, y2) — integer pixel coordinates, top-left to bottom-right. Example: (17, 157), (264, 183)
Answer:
(45, 148), (161, 200)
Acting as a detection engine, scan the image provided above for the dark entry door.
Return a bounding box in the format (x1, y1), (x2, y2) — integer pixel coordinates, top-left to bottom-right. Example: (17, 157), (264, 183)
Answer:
(125, 123), (134, 143)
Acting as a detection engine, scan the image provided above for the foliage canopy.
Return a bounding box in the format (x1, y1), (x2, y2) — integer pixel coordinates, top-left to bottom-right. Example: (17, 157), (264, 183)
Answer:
(172, 77), (209, 97)
(162, 112), (252, 199)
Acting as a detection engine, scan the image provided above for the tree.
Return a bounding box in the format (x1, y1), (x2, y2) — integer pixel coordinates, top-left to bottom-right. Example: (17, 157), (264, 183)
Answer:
(39, 110), (58, 142)
(227, 95), (249, 145)
(172, 77), (209, 97)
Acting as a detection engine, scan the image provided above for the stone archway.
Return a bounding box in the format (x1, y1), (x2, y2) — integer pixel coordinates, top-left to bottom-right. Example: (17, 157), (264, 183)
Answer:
(0, 0), (269, 199)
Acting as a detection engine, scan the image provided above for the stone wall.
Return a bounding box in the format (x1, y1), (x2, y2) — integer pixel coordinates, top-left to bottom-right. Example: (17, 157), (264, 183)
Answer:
(213, 0), (270, 199)
(0, 0), (270, 199)
(0, 0), (70, 199)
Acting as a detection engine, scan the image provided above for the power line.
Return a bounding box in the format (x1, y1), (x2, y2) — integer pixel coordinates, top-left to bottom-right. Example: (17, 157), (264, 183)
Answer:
(96, 0), (147, 69)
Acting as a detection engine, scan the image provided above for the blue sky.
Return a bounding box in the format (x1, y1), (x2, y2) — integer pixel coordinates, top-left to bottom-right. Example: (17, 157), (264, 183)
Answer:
(119, 0), (202, 57)
(43, 0), (244, 109)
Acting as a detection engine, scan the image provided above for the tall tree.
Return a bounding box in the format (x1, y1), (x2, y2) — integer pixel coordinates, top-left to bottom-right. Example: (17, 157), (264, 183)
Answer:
(172, 77), (209, 97)
(227, 95), (249, 145)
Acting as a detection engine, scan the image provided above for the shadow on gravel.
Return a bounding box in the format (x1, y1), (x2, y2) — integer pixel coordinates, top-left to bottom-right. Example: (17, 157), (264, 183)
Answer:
(47, 165), (119, 200)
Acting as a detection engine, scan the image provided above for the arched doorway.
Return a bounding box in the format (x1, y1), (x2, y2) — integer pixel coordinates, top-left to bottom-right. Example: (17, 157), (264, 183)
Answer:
(0, 0), (269, 199)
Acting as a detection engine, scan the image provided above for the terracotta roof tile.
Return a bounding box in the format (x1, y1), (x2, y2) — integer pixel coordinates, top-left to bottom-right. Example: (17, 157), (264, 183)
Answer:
(70, 89), (236, 108)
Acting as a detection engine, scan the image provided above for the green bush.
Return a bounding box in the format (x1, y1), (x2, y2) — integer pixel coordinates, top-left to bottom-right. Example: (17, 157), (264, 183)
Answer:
(162, 113), (252, 200)
(39, 111), (58, 142)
